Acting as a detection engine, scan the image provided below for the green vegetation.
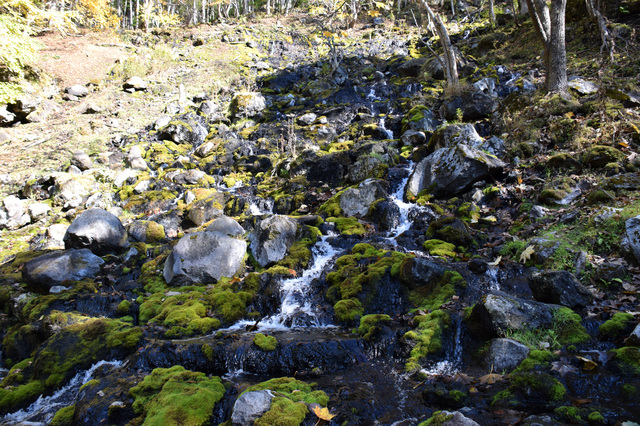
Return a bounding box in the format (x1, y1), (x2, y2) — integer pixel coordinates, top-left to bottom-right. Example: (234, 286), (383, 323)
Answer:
(357, 314), (391, 340)
(50, 404), (75, 426)
(599, 312), (634, 338)
(404, 310), (451, 372)
(130, 366), (226, 426)
(253, 333), (277, 351)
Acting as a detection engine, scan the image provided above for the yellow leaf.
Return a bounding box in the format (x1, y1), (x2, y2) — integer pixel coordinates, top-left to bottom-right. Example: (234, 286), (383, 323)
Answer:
(478, 372), (506, 385)
(469, 386), (478, 393)
(284, 35), (293, 43)
(312, 405), (337, 421)
(340, 30), (349, 37)
(629, 123), (640, 134)
(564, 111), (574, 119)
(519, 245), (535, 263)
(368, 10), (381, 17)
(576, 356), (598, 370)
(323, 31), (335, 39)
(488, 256), (502, 266)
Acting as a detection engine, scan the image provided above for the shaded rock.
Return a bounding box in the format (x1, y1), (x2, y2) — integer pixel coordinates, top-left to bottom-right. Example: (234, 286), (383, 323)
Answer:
(157, 112), (208, 147)
(568, 77), (599, 95)
(340, 179), (387, 217)
(123, 76), (147, 91)
(428, 124), (483, 152)
(622, 215), (640, 265)
(231, 390), (273, 426)
(529, 205), (550, 220)
(443, 90), (499, 121)
(625, 323), (640, 346)
(7, 96), (41, 121)
(249, 215), (298, 267)
(484, 338), (530, 372)
(582, 145), (625, 168)
(71, 151), (93, 171)
(65, 85), (89, 97)
(163, 231), (246, 285)
(2, 195), (30, 230)
(398, 57), (427, 78)
(467, 291), (560, 338)
(0, 106), (16, 126)
(406, 145), (506, 199)
(206, 216), (244, 236)
(230, 92), (266, 119)
(367, 199), (400, 231)
(23, 249), (105, 293)
(64, 208), (128, 255)
(400, 129), (426, 146)
(603, 173), (640, 191)
(399, 258), (446, 290)
(528, 270), (592, 308)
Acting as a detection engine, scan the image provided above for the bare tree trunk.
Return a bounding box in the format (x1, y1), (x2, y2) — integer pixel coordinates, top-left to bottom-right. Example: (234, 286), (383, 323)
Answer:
(585, 0), (614, 60)
(489, 0), (496, 26)
(418, 0), (459, 94)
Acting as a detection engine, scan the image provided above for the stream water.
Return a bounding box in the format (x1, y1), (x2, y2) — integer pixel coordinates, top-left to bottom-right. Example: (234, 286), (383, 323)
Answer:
(0, 360), (123, 425)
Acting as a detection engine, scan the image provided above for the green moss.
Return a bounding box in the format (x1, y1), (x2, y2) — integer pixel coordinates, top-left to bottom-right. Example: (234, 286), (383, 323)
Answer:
(449, 389), (467, 403)
(275, 225), (319, 271)
(554, 406), (582, 423)
(243, 377), (329, 406)
(555, 307), (590, 346)
(423, 239), (457, 257)
(50, 404), (75, 425)
(140, 253), (169, 294)
(326, 217), (366, 236)
(334, 298), (364, 322)
(612, 347), (640, 375)
(357, 314), (391, 340)
(510, 372), (566, 403)
(417, 410), (454, 426)
(254, 397), (307, 426)
(79, 379), (99, 391)
(599, 312), (633, 338)
(588, 411), (605, 424)
(116, 300), (132, 316)
(253, 333), (277, 351)
(0, 380), (45, 412)
(515, 350), (556, 372)
(129, 366), (226, 426)
(409, 271), (465, 312)
(539, 189), (565, 205)
(145, 221), (166, 242)
(316, 188), (347, 217)
(404, 310), (451, 371)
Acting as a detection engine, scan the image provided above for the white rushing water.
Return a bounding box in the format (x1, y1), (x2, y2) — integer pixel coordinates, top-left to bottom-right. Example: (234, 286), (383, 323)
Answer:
(222, 232), (341, 332)
(248, 198), (274, 215)
(1, 359), (123, 425)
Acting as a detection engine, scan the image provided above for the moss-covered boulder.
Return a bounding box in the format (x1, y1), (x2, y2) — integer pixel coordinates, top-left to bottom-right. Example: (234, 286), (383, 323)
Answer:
(582, 145), (625, 168)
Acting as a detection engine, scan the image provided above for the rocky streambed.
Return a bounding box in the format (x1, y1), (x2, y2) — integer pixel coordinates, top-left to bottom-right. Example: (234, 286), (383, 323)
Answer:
(2, 12), (640, 426)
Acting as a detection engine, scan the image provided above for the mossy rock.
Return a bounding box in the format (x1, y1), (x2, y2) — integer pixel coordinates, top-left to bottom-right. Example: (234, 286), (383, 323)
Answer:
(423, 239), (457, 257)
(611, 347), (640, 375)
(50, 404), (75, 426)
(500, 372), (566, 407)
(599, 312), (634, 338)
(357, 314), (391, 340)
(404, 309), (451, 372)
(253, 333), (277, 351)
(426, 217), (473, 247)
(538, 189), (566, 205)
(130, 366), (226, 426)
(582, 145), (625, 169)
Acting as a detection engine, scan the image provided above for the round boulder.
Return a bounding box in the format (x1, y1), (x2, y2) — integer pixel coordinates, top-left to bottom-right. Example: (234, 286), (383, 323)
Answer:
(484, 338), (530, 372)
(206, 216), (244, 236)
(63, 208), (128, 255)
(231, 390), (274, 426)
(163, 231), (247, 285)
(23, 249), (105, 294)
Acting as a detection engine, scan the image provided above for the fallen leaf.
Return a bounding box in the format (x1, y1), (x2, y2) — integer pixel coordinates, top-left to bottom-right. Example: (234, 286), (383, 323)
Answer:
(478, 372), (506, 385)
(575, 356), (598, 370)
(488, 256), (502, 266)
(519, 246), (535, 263)
(311, 405), (337, 421)
(572, 398), (592, 406)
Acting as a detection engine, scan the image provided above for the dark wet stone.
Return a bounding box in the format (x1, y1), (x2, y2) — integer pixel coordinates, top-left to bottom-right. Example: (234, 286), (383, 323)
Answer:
(23, 249), (105, 293)
(528, 270), (592, 308)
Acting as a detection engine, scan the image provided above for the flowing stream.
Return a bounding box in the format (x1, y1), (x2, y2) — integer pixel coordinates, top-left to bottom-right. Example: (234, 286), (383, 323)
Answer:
(1, 360), (123, 425)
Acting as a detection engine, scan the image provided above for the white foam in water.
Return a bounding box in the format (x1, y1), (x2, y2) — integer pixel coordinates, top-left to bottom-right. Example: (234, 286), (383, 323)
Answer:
(248, 198), (274, 216)
(386, 161), (421, 241)
(379, 117), (394, 140)
(1, 359), (123, 425)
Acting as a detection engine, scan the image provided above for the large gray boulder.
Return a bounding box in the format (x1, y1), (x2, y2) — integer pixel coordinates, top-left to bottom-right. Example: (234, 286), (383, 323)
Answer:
(484, 338), (530, 372)
(528, 270), (592, 308)
(399, 258), (446, 290)
(406, 145), (505, 199)
(163, 231), (246, 285)
(428, 124), (483, 151)
(231, 390), (274, 425)
(339, 179), (387, 217)
(63, 208), (128, 255)
(249, 215), (298, 267)
(230, 92), (266, 119)
(23, 249), (105, 294)
(467, 291), (560, 339)
(157, 112), (208, 147)
(621, 215), (640, 265)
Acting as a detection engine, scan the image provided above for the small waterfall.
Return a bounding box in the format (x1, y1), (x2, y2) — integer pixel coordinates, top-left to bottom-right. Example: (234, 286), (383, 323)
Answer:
(419, 315), (463, 377)
(386, 162), (415, 240)
(248, 198), (274, 215)
(222, 232), (341, 332)
(379, 117), (394, 140)
(1, 360), (123, 425)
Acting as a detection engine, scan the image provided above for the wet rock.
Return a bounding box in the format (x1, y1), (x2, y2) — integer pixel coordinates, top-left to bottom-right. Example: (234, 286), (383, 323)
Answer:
(400, 129), (426, 146)
(157, 112), (208, 147)
(230, 92), (266, 119)
(406, 145), (505, 199)
(340, 179), (387, 217)
(528, 270), (592, 308)
(422, 383), (468, 409)
(484, 338), (530, 372)
(621, 215), (640, 265)
(28, 202), (51, 222)
(123, 76), (147, 91)
(23, 249), (105, 293)
(399, 258), (446, 290)
(71, 151), (93, 171)
(2, 195), (30, 230)
(64, 208), (128, 255)
(231, 390), (273, 425)
(467, 292), (559, 338)
(443, 90), (499, 121)
(249, 215), (298, 267)
(206, 215), (245, 236)
(186, 193), (225, 227)
(163, 231), (246, 285)
(367, 199), (400, 231)
(520, 415), (564, 426)
(65, 84), (89, 97)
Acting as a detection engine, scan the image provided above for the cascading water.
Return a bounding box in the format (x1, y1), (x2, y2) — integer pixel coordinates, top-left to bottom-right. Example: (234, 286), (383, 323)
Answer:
(486, 265), (500, 291)
(222, 232), (341, 332)
(248, 198), (274, 215)
(419, 314), (463, 377)
(1, 360), (123, 425)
